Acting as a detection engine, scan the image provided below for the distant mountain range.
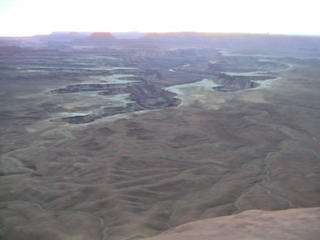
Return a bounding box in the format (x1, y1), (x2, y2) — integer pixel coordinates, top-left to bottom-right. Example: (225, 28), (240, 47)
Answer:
(1, 32), (320, 52)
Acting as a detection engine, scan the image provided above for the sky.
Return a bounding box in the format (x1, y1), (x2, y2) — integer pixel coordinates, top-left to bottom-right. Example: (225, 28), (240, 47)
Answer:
(0, 0), (319, 36)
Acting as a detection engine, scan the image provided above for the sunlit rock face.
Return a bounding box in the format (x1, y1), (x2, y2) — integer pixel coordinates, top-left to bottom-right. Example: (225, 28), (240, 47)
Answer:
(89, 32), (115, 39)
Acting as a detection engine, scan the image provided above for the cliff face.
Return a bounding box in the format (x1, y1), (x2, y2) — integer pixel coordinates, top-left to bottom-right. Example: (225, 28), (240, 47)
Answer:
(73, 32), (115, 45)
(145, 208), (320, 240)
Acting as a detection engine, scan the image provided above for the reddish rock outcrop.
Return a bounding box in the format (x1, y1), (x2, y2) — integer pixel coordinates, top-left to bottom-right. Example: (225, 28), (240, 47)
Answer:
(145, 208), (320, 240)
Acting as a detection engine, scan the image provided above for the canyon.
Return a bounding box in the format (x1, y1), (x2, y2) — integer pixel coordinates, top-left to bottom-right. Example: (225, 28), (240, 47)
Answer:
(0, 33), (320, 240)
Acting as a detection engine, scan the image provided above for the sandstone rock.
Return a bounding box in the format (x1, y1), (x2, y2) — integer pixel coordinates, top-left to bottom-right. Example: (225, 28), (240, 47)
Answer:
(145, 208), (320, 240)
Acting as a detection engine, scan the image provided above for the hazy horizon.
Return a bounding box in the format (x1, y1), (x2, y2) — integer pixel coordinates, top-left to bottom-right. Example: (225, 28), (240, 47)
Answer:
(1, 31), (320, 38)
(0, 0), (319, 37)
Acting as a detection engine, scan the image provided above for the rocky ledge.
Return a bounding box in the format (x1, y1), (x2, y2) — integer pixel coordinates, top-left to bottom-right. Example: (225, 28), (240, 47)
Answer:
(52, 83), (180, 124)
(145, 207), (320, 240)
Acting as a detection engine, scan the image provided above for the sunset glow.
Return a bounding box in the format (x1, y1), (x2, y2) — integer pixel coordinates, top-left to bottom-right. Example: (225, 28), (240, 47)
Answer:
(0, 0), (319, 36)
